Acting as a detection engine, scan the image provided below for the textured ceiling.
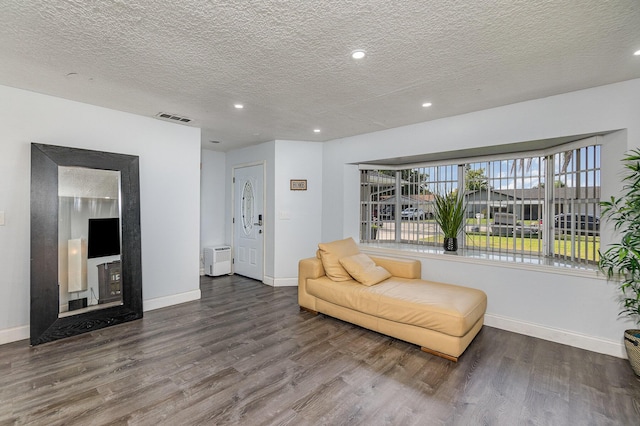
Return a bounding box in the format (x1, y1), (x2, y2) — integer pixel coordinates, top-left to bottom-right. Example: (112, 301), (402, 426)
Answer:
(1, 1), (639, 151)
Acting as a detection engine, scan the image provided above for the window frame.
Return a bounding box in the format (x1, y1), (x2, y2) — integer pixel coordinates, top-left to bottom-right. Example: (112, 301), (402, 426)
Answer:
(359, 136), (602, 269)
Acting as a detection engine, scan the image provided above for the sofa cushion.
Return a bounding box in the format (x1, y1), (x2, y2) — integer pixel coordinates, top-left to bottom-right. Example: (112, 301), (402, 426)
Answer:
(368, 256), (421, 279)
(317, 237), (360, 281)
(339, 253), (391, 286)
(307, 277), (379, 314)
(368, 279), (487, 337)
(306, 276), (486, 337)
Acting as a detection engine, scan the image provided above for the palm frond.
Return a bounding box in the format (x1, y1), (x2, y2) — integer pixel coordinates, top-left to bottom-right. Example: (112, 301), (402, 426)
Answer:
(599, 148), (640, 324)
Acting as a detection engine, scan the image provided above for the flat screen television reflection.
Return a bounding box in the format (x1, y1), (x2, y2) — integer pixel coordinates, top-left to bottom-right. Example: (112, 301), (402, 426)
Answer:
(87, 217), (121, 259)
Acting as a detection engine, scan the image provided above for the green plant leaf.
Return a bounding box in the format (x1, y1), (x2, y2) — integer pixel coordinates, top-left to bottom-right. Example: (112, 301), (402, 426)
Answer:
(433, 191), (466, 238)
(598, 149), (640, 325)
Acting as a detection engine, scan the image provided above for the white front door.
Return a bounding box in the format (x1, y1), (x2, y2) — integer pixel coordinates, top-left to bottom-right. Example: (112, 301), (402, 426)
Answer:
(233, 164), (264, 281)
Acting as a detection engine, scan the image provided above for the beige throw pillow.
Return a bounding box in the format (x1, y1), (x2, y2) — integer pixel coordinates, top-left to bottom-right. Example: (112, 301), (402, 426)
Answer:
(317, 237), (360, 281)
(339, 253), (391, 286)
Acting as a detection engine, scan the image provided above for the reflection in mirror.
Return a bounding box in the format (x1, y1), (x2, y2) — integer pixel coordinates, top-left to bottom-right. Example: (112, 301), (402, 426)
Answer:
(58, 167), (123, 317)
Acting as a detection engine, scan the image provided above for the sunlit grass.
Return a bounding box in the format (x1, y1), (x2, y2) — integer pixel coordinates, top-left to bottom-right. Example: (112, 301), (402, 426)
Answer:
(375, 219), (600, 263)
(465, 234), (599, 262)
(419, 233), (600, 262)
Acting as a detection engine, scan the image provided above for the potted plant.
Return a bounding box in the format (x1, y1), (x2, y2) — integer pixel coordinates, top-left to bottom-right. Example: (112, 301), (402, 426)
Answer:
(433, 191), (466, 252)
(370, 222), (379, 239)
(364, 215), (382, 240)
(599, 149), (640, 375)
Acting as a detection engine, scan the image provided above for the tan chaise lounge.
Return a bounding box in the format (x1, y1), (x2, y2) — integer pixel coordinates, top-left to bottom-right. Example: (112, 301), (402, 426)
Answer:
(298, 238), (487, 361)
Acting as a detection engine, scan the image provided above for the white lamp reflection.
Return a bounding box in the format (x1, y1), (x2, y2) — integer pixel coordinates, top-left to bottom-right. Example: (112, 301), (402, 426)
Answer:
(67, 238), (88, 311)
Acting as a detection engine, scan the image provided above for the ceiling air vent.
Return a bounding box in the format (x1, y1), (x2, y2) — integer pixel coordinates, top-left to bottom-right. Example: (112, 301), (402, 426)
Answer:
(155, 112), (192, 124)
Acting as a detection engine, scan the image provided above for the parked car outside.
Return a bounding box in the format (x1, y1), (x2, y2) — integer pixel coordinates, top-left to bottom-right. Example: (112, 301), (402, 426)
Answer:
(554, 214), (599, 234)
(401, 207), (425, 220)
(490, 212), (538, 237)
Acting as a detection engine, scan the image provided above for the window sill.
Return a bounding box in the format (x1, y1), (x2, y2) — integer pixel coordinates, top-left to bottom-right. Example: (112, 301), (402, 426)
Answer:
(359, 242), (604, 280)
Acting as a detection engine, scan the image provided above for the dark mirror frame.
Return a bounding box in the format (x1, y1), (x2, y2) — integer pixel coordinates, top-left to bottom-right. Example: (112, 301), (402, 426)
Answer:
(30, 143), (143, 345)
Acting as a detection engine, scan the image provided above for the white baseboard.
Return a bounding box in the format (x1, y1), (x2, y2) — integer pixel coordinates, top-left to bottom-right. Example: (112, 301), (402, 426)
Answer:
(0, 325), (29, 345)
(143, 289), (201, 312)
(262, 276), (297, 287)
(0, 291), (202, 346)
(484, 313), (626, 359)
(199, 268), (205, 276)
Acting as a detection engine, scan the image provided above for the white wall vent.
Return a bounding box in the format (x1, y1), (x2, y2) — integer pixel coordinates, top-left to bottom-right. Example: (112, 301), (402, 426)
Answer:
(155, 112), (192, 124)
(204, 246), (231, 276)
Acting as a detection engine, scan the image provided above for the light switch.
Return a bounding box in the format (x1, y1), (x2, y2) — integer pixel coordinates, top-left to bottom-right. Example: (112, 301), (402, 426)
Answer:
(0, 211), (4, 226)
(278, 210), (291, 220)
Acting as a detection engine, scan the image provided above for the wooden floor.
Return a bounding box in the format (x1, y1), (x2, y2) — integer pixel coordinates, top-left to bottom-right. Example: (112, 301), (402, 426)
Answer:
(2, 275), (640, 425)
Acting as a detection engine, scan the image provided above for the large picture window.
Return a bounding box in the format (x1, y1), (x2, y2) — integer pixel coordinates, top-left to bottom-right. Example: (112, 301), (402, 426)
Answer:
(360, 140), (601, 267)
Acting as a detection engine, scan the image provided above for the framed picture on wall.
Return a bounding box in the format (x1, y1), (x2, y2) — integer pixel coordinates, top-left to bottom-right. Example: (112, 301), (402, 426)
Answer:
(290, 179), (307, 191)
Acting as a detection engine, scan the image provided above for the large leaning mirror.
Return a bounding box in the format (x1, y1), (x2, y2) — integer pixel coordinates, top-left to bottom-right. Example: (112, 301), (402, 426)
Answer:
(31, 143), (142, 345)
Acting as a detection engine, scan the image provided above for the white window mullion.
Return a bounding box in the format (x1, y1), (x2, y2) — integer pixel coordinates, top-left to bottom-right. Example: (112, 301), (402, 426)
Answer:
(395, 171), (401, 243)
(544, 155), (554, 257)
(458, 164), (465, 248)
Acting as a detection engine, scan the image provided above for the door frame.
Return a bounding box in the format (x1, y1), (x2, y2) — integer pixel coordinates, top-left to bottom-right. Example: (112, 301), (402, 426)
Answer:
(231, 161), (266, 281)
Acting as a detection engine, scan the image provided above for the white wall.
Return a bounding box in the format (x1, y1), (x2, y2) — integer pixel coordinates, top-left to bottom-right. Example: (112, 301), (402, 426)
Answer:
(273, 140), (323, 285)
(322, 79), (640, 357)
(200, 148), (227, 272)
(0, 84), (202, 344)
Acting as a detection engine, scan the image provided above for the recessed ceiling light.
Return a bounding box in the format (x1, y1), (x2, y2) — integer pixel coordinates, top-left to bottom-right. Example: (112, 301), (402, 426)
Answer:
(313, 129), (321, 133)
(351, 50), (366, 60)
(234, 104), (244, 109)
(422, 102), (432, 108)
(634, 49), (640, 56)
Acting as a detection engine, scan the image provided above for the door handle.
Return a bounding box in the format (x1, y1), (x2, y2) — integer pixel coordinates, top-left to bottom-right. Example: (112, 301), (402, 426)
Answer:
(254, 214), (263, 226)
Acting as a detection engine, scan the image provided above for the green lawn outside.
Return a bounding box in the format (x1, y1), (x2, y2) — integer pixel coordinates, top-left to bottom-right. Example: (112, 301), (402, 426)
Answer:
(411, 218), (539, 226)
(420, 233), (600, 262)
(465, 234), (599, 262)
